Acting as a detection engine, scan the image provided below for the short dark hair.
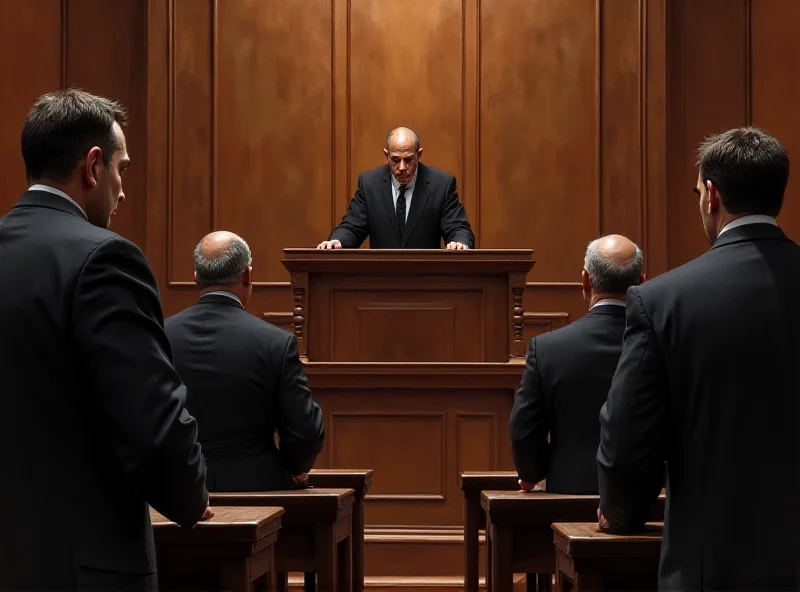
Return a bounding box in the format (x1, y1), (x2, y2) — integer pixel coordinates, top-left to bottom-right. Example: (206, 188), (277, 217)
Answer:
(21, 88), (127, 182)
(584, 238), (643, 294)
(697, 127), (789, 217)
(194, 236), (252, 288)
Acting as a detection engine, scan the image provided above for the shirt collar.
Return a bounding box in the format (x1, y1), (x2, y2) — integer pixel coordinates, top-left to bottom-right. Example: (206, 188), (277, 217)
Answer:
(28, 184), (87, 219)
(391, 169), (418, 193)
(591, 298), (626, 309)
(718, 215), (778, 237)
(202, 290), (243, 306)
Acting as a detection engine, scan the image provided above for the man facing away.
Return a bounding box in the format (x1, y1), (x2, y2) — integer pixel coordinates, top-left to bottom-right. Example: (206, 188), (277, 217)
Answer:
(0, 89), (210, 591)
(317, 127), (475, 250)
(509, 235), (644, 493)
(597, 127), (800, 591)
(165, 231), (325, 491)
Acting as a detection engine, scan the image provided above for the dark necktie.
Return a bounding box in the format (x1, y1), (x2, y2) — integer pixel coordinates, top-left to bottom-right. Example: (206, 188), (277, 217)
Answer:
(396, 184), (407, 237)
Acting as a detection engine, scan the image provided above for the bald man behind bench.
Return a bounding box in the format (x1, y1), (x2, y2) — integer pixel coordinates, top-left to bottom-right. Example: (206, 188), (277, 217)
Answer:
(165, 231), (325, 491)
(510, 235), (645, 494)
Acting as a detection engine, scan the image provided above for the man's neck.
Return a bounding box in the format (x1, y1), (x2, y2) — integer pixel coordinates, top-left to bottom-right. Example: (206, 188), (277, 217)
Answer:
(201, 287), (245, 305)
(589, 293), (626, 308)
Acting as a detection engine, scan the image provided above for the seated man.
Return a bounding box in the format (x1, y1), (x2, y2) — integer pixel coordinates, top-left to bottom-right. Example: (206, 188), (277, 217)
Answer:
(509, 234), (644, 494)
(165, 231), (325, 491)
(318, 127), (474, 250)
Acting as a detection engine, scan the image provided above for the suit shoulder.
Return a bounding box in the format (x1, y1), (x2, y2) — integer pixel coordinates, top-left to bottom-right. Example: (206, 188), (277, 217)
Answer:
(359, 165), (388, 184)
(421, 163), (455, 184)
(532, 313), (600, 349)
(239, 312), (296, 344)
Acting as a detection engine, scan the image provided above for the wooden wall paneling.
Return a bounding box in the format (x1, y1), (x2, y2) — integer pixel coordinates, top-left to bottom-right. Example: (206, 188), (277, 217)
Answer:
(65, 0), (147, 249)
(599, 0), (643, 244)
(750, 0), (800, 240)
(0, 0), (63, 216)
(479, 0), (598, 281)
(348, 0), (464, 234)
(666, 0), (749, 270)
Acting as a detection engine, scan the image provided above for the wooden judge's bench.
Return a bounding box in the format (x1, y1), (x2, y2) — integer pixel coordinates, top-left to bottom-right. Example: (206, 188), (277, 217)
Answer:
(282, 249), (534, 587)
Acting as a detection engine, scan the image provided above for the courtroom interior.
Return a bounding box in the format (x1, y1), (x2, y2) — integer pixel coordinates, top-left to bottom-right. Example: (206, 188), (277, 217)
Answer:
(1, 1), (798, 591)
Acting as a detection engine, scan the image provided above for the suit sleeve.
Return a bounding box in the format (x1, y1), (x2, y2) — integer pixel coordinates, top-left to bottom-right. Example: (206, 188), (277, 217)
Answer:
(329, 174), (369, 248)
(73, 237), (208, 528)
(440, 176), (475, 248)
(275, 335), (325, 475)
(509, 338), (551, 483)
(597, 287), (667, 533)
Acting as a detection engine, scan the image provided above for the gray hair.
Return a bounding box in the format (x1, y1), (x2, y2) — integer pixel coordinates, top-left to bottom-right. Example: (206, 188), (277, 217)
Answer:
(193, 236), (252, 288)
(584, 238), (643, 294)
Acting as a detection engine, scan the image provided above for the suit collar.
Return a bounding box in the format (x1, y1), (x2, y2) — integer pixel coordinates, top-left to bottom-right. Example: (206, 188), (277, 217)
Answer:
(711, 222), (789, 250)
(586, 304), (626, 318)
(14, 190), (89, 221)
(198, 292), (245, 309)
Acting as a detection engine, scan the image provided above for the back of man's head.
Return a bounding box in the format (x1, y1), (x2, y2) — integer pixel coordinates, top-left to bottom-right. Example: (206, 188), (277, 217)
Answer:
(697, 127), (789, 217)
(21, 88), (127, 183)
(583, 235), (644, 298)
(194, 232), (252, 301)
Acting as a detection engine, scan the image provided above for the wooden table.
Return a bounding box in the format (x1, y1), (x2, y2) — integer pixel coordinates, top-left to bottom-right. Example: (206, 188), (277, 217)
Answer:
(212, 488), (355, 591)
(460, 471), (522, 592)
(553, 522), (663, 592)
(151, 505), (283, 592)
(481, 491), (665, 592)
(308, 469), (373, 591)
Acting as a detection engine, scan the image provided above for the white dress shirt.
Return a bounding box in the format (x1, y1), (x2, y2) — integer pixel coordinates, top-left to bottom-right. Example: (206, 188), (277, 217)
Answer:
(718, 214), (778, 237)
(591, 298), (626, 310)
(28, 184), (87, 219)
(390, 170), (418, 221)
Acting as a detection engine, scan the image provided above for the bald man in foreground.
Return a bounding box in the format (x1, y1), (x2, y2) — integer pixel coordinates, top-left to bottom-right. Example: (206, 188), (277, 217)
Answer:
(165, 232), (325, 491)
(509, 235), (645, 494)
(319, 127), (474, 249)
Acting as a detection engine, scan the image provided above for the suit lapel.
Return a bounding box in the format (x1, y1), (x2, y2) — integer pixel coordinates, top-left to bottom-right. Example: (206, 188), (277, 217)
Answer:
(400, 164), (431, 247)
(379, 166), (402, 241)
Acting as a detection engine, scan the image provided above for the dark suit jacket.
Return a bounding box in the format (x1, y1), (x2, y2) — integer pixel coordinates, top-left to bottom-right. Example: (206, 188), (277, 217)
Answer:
(329, 162), (474, 248)
(165, 293), (325, 492)
(597, 223), (800, 591)
(0, 191), (208, 591)
(510, 305), (626, 493)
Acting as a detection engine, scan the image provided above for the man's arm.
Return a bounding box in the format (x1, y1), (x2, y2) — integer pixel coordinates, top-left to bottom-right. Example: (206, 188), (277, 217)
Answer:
(73, 237), (208, 528)
(509, 338), (551, 485)
(275, 335), (325, 475)
(597, 286), (668, 533)
(329, 175), (369, 248)
(440, 176), (474, 248)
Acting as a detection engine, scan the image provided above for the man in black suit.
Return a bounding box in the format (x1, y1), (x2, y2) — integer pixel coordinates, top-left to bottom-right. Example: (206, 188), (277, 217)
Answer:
(597, 127), (800, 591)
(317, 127), (474, 249)
(0, 89), (210, 591)
(510, 234), (644, 494)
(165, 231), (325, 492)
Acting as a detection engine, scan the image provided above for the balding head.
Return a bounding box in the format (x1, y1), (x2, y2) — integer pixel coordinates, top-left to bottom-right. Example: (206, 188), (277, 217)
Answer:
(583, 234), (644, 299)
(386, 127), (420, 151)
(384, 127), (422, 185)
(194, 231), (252, 289)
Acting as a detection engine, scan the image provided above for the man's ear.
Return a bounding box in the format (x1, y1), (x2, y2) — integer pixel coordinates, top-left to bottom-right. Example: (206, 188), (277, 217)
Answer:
(84, 146), (103, 188)
(581, 269), (591, 292)
(417, 147), (423, 160)
(193, 270), (199, 287)
(242, 266), (252, 287)
(706, 179), (720, 215)
(383, 148), (389, 159)
(639, 272), (647, 285)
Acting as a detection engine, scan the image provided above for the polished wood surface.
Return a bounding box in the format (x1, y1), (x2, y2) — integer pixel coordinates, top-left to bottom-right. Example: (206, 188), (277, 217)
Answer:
(553, 522), (663, 592)
(460, 471), (520, 592)
(308, 470), (374, 592)
(481, 492), (665, 592)
(150, 505), (283, 592)
(211, 489), (355, 591)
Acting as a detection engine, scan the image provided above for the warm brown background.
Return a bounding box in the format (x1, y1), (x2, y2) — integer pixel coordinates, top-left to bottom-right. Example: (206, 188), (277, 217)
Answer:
(2, 0), (799, 331)
(2, 0), (799, 585)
